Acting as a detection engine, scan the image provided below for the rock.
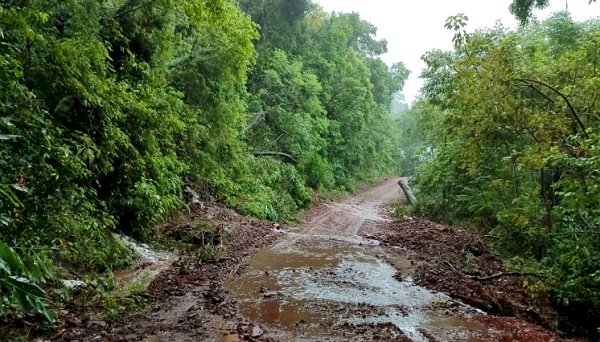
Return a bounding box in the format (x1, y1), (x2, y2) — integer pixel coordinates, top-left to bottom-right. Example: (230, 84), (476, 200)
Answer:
(61, 279), (86, 289)
(250, 325), (264, 338)
(236, 322), (248, 334)
(93, 321), (107, 327)
(222, 224), (233, 235)
(184, 185), (203, 207)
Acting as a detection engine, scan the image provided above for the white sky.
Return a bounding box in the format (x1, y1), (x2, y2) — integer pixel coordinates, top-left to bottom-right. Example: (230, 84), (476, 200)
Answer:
(315, 0), (600, 104)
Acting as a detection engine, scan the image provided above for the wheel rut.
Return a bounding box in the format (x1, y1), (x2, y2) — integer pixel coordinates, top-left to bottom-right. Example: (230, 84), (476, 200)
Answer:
(226, 178), (489, 341)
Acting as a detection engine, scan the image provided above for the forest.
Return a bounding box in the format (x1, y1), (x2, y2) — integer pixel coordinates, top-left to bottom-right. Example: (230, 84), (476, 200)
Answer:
(1, 0), (599, 338)
(400, 6), (600, 332)
(0, 0), (405, 322)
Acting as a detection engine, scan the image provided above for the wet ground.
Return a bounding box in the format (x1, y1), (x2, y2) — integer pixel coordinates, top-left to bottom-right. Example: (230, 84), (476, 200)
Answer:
(226, 179), (492, 341)
(225, 178), (581, 342)
(370, 215), (581, 342)
(2, 179), (582, 341)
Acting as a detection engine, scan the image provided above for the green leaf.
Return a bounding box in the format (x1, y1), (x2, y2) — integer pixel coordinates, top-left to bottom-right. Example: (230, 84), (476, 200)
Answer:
(11, 183), (28, 193)
(0, 134), (20, 140)
(1, 117), (15, 127)
(0, 242), (25, 274)
(7, 276), (45, 298)
(0, 258), (10, 274)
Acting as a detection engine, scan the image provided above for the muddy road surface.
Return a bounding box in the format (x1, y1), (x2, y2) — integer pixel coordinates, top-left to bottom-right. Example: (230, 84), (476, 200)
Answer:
(10, 179), (576, 342)
(226, 179), (505, 341)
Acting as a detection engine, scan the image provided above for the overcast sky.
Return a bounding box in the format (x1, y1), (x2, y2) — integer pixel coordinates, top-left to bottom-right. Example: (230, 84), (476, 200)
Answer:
(315, 0), (599, 104)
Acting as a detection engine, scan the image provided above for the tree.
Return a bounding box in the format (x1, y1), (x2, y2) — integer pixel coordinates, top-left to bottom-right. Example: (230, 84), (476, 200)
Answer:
(0, 0), (259, 314)
(510, 0), (597, 23)
(240, 4), (408, 191)
(407, 13), (600, 333)
(0, 0), (409, 320)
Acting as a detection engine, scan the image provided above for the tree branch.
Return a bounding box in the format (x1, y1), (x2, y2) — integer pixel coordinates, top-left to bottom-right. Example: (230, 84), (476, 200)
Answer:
(522, 84), (555, 104)
(468, 271), (544, 281)
(250, 151), (297, 164)
(244, 105), (283, 132)
(116, 0), (160, 18)
(516, 78), (588, 138)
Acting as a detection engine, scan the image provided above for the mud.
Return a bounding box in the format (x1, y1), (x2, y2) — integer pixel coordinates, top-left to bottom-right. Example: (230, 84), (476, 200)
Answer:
(227, 179), (514, 341)
(1, 178), (583, 342)
(113, 234), (178, 297)
(367, 212), (586, 341)
(0, 204), (283, 342)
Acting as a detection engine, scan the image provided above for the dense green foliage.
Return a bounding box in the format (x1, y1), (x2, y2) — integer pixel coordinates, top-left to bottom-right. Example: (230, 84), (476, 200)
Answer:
(403, 12), (600, 331)
(0, 242), (53, 322)
(510, 0), (597, 23)
(0, 0), (405, 319)
(241, 0), (407, 193)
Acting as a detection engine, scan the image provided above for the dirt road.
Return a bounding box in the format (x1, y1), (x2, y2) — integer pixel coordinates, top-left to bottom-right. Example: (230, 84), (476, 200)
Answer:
(21, 178), (573, 342)
(226, 178), (574, 342)
(227, 179), (488, 341)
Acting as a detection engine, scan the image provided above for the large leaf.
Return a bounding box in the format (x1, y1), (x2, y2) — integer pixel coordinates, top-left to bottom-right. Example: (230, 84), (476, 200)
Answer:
(0, 242), (25, 274)
(0, 242), (53, 321)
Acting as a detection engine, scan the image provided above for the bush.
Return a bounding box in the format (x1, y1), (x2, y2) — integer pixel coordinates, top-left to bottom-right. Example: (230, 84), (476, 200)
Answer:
(233, 157), (311, 221)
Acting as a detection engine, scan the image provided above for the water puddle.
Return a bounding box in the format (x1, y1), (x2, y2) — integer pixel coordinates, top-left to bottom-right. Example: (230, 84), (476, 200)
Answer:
(387, 253), (414, 277)
(113, 234), (177, 297)
(228, 237), (486, 341)
(227, 180), (489, 341)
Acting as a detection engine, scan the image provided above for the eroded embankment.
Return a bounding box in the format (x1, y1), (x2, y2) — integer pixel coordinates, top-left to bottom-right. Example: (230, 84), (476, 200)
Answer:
(2, 204), (284, 342)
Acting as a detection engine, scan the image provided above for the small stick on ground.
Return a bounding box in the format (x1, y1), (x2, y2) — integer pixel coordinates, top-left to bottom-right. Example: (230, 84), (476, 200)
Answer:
(468, 271), (543, 281)
(443, 260), (459, 273)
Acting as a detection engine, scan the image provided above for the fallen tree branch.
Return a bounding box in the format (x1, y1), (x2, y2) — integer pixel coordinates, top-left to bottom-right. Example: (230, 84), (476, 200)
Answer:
(452, 293), (491, 309)
(398, 178), (417, 205)
(443, 260), (459, 273)
(250, 151), (297, 164)
(468, 271), (543, 281)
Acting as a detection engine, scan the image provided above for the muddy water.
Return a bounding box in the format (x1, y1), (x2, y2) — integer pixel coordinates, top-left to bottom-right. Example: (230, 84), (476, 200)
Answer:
(113, 234), (177, 297)
(228, 179), (488, 341)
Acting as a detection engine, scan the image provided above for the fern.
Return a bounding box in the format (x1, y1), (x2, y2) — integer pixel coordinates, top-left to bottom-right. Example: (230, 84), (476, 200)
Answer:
(0, 242), (54, 322)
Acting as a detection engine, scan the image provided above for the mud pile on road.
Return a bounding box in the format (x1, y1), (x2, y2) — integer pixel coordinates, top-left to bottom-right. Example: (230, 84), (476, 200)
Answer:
(3, 179), (590, 342)
(370, 216), (586, 341)
(2, 203), (284, 342)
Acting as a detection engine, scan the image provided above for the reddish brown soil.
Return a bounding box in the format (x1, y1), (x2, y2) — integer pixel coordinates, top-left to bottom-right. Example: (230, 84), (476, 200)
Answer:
(0, 204), (284, 342)
(0, 179), (590, 342)
(337, 322), (412, 341)
(368, 217), (587, 342)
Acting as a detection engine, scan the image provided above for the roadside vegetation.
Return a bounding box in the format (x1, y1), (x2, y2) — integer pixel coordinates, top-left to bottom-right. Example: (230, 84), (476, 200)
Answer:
(400, 8), (600, 334)
(2, 0), (599, 338)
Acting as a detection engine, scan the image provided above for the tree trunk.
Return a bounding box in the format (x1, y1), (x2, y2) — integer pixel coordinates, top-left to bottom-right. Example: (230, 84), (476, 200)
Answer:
(398, 178), (417, 205)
